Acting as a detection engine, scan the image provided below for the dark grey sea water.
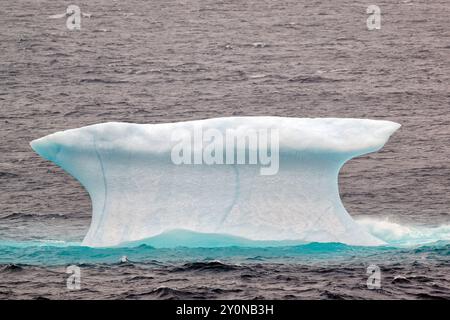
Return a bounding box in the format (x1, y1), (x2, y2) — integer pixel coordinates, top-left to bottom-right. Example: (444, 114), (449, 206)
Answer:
(0, 0), (449, 299)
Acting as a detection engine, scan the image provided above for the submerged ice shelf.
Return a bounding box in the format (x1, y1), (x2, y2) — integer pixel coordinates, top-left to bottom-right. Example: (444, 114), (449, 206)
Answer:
(30, 117), (401, 247)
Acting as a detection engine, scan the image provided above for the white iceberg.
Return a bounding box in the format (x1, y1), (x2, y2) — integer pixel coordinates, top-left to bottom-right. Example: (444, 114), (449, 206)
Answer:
(30, 117), (401, 247)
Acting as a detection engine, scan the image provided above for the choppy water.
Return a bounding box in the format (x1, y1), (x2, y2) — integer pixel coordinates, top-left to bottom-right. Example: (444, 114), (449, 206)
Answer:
(0, 0), (449, 299)
(0, 240), (449, 300)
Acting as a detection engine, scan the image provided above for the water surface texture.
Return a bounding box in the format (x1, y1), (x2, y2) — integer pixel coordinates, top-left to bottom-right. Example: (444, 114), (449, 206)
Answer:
(0, 0), (449, 299)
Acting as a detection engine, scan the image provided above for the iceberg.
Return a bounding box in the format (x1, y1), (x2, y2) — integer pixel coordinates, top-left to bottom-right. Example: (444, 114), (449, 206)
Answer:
(30, 117), (401, 247)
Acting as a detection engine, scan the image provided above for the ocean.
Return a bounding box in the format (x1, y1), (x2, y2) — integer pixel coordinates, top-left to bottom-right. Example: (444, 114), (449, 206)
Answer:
(0, 0), (449, 299)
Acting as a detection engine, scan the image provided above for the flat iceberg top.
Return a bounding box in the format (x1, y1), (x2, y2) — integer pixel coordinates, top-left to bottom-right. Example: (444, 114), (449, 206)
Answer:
(31, 117), (401, 247)
(31, 117), (400, 159)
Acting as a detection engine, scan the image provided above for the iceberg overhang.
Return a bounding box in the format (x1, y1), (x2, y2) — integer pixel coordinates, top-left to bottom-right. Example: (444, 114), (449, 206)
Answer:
(30, 117), (401, 247)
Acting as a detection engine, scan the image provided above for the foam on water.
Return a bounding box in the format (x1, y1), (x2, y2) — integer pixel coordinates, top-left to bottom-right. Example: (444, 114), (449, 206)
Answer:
(357, 218), (450, 246)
